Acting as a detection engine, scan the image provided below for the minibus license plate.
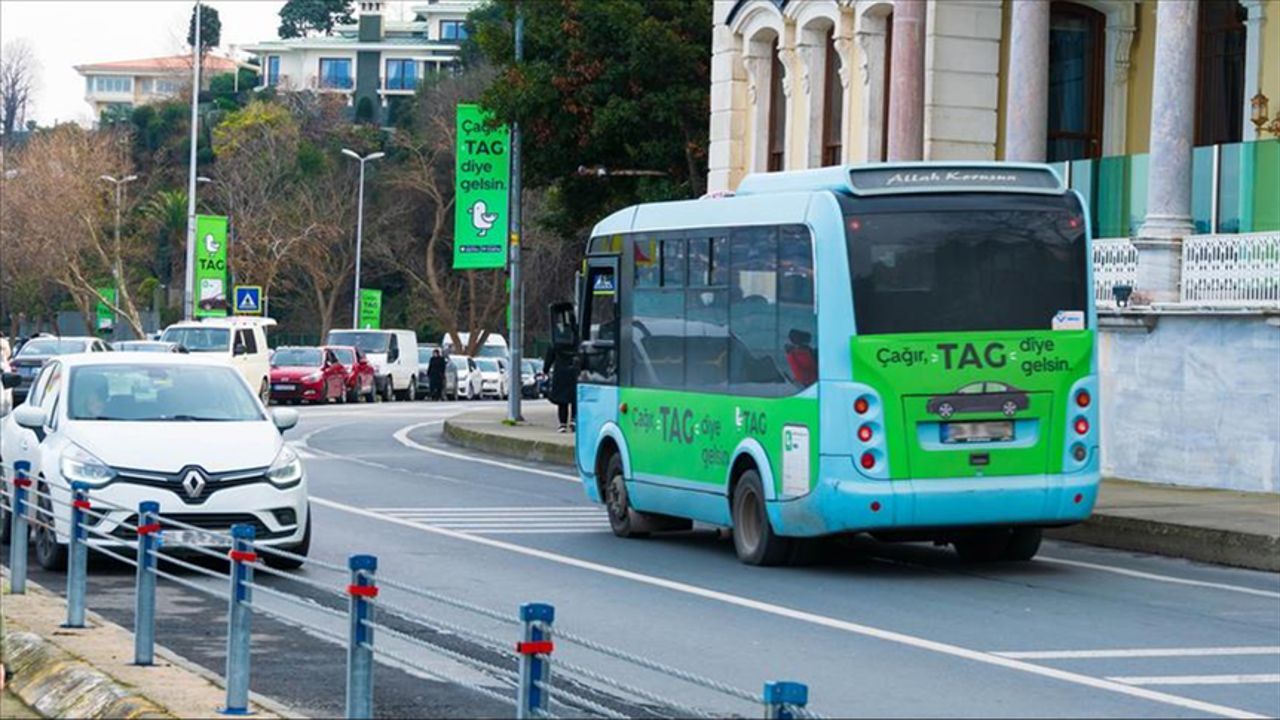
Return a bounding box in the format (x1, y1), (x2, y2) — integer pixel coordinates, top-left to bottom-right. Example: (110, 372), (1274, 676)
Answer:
(942, 421), (1014, 444)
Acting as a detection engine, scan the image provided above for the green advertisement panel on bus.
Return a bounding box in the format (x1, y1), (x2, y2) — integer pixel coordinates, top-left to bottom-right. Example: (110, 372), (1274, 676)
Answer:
(194, 214), (229, 318)
(852, 330), (1093, 479)
(453, 104), (510, 270)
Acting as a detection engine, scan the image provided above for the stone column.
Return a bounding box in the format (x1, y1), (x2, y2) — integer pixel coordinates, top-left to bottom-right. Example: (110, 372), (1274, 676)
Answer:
(886, 0), (925, 161)
(1136, 0), (1198, 305)
(1005, 0), (1050, 161)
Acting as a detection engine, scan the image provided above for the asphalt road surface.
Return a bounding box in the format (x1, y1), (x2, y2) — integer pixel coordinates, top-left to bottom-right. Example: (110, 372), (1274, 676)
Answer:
(10, 401), (1280, 718)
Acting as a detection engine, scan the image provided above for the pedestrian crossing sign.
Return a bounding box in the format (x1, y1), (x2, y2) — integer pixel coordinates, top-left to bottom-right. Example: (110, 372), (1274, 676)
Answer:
(234, 286), (263, 315)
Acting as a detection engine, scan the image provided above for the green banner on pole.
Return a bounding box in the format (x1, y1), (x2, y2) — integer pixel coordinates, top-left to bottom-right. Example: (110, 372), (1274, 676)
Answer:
(95, 287), (116, 332)
(358, 289), (382, 329)
(194, 214), (229, 318)
(453, 104), (510, 270)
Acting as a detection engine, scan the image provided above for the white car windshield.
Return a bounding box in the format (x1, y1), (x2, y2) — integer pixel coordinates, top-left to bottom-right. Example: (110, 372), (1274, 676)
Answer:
(161, 327), (230, 353)
(475, 358), (501, 373)
(19, 338), (90, 357)
(68, 364), (264, 422)
(327, 331), (390, 353)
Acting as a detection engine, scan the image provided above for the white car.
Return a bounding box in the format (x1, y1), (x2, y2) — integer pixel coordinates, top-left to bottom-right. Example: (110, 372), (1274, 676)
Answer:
(0, 353), (309, 570)
(452, 355), (483, 399)
(326, 329), (419, 401)
(160, 318), (275, 404)
(473, 357), (509, 399)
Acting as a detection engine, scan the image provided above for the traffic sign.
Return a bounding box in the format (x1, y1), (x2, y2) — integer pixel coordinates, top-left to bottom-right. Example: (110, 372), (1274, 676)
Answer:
(234, 285), (263, 315)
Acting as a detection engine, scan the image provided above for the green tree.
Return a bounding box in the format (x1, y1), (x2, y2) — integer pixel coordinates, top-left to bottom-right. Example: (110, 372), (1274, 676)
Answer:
(278, 0), (354, 39)
(188, 3), (222, 53)
(470, 0), (711, 234)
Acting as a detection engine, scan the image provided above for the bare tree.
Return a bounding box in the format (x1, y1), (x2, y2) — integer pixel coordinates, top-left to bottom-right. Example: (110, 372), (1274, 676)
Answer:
(0, 39), (39, 137)
(5, 126), (148, 335)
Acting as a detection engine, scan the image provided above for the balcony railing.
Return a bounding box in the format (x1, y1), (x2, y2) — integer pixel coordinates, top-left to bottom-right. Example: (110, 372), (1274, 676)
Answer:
(1181, 231), (1280, 307)
(1093, 238), (1139, 306)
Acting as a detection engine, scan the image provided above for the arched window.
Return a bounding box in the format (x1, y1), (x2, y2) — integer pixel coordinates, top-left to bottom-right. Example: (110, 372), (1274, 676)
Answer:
(821, 29), (844, 166)
(1047, 2), (1104, 162)
(1195, 0), (1246, 146)
(768, 40), (786, 171)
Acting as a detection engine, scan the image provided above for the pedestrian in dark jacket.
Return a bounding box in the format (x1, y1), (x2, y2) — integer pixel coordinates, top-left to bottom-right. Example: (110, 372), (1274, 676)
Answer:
(544, 345), (579, 432)
(426, 349), (447, 400)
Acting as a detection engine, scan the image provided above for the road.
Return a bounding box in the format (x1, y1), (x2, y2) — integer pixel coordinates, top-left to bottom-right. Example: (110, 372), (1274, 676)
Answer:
(12, 400), (1280, 718)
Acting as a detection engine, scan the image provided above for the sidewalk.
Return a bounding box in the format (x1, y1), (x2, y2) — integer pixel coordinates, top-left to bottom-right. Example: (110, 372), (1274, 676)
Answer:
(443, 405), (1280, 572)
(1, 574), (289, 719)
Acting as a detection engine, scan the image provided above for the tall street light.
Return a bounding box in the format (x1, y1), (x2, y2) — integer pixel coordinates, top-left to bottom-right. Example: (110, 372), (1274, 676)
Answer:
(100, 174), (139, 334)
(341, 148), (384, 328)
(182, 0), (204, 320)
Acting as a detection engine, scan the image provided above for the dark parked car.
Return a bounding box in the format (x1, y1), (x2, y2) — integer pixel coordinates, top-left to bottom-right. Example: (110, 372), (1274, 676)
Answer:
(10, 336), (110, 405)
(416, 346), (458, 400)
(926, 381), (1030, 419)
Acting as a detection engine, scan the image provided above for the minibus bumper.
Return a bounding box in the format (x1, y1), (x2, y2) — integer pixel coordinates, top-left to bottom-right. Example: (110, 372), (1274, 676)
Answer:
(769, 455), (1100, 537)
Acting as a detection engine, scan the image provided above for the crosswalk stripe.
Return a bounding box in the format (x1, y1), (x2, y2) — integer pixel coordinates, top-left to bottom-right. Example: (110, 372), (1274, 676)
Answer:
(373, 506), (610, 535)
(1108, 674), (1280, 686)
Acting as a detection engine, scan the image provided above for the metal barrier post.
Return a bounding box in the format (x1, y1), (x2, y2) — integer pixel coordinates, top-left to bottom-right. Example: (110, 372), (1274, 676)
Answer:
(8, 470), (32, 594)
(133, 501), (160, 665)
(516, 602), (555, 720)
(764, 681), (809, 720)
(345, 554), (378, 720)
(221, 524), (256, 715)
(63, 482), (90, 628)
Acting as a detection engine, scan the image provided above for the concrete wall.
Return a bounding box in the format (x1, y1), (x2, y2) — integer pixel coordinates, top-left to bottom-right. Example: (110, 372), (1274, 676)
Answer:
(1098, 315), (1280, 492)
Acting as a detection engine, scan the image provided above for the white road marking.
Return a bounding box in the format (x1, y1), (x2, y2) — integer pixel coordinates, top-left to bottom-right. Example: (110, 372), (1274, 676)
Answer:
(311, 496), (1266, 720)
(1108, 675), (1280, 687)
(376, 506), (609, 534)
(392, 422), (579, 482)
(388, 421), (1280, 601)
(1037, 556), (1280, 600)
(995, 647), (1280, 660)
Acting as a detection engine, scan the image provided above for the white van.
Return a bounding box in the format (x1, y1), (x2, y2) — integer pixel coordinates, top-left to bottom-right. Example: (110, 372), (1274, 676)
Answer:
(326, 329), (419, 401)
(441, 332), (508, 359)
(160, 318), (275, 403)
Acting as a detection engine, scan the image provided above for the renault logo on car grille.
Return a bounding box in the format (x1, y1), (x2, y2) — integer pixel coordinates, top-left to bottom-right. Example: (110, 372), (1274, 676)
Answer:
(181, 469), (207, 499)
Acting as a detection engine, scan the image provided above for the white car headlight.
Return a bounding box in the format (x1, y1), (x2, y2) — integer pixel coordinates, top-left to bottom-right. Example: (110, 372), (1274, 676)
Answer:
(265, 444), (303, 487)
(60, 443), (116, 488)
(302, 372), (323, 383)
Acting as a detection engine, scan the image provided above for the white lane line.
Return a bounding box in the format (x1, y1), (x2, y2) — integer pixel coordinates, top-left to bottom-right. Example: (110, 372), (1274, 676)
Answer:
(1108, 675), (1280, 687)
(369, 506), (602, 513)
(395, 422), (1280, 602)
(995, 647), (1280, 660)
(392, 422), (579, 482)
(1037, 556), (1280, 600)
(312, 496), (1265, 720)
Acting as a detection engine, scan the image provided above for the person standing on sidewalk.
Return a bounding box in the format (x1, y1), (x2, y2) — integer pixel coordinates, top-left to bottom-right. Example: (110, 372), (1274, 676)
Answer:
(426, 349), (447, 401)
(544, 343), (579, 433)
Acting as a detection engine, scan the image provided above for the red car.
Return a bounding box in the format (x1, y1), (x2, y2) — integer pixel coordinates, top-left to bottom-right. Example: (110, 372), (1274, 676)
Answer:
(270, 346), (347, 404)
(326, 345), (377, 403)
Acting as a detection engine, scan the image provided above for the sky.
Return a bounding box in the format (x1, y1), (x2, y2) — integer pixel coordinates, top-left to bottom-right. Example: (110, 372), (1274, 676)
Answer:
(1, 1), (419, 127)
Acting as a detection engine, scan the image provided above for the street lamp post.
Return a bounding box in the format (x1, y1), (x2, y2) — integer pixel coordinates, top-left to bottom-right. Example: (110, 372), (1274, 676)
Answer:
(100, 174), (139, 335)
(182, 0), (204, 320)
(341, 148), (384, 328)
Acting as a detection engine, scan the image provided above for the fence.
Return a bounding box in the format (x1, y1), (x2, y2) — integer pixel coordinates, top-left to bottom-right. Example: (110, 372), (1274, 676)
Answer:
(1092, 238), (1139, 307)
(1180, 231), (1280, 307)
(0, 470), (822, 720)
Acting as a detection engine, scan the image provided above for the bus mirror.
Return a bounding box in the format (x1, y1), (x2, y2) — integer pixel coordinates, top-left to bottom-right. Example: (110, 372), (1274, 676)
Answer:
(549, 302), (578, 349)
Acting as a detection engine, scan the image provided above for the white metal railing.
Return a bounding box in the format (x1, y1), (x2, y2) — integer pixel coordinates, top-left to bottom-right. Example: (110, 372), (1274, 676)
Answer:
(1093, 238), (1139, 306)
(1180, 231), (1280, 307)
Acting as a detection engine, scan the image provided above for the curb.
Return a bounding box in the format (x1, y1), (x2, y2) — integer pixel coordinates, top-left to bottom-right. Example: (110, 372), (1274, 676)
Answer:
(2, 630), (168, 719)
(440, 421), (1278, 572)
(1045, 514), (1280, 573)
(443, 418), (576, 467)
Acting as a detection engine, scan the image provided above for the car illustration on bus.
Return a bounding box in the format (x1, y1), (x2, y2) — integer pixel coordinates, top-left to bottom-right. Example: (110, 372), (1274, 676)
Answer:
(926, 381), (1030, 418)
